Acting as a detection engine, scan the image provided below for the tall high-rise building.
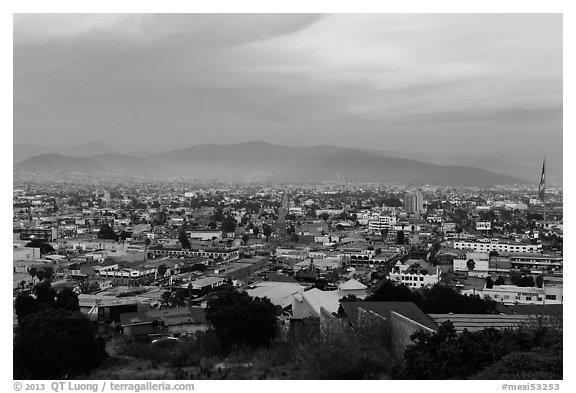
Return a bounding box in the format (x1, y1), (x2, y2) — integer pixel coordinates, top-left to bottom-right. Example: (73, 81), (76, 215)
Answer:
(103, 190), (111, 204)
(404, 192), (424, 214)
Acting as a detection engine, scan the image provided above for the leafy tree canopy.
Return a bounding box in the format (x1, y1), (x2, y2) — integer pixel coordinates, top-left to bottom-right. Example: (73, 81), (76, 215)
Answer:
(25, 239), (55, 255)
(396, 321), (562, 380)
(221, 216), (237, 233)
(14, 308), (107, 379)
(205, 288), (280, 349)
(178, 227), (192, 249)
(97, 223), (119, 241)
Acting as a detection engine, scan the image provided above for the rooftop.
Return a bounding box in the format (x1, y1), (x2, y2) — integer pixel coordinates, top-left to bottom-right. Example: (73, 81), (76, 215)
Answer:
(341, 301), (438, 332)
(338, 278), (367, 291)
(246, 281), (306, 309)
(428, 314), (534, 332)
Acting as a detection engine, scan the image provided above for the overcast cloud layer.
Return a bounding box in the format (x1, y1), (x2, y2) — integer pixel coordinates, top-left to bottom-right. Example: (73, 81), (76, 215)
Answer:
(14, 13), (562, 164)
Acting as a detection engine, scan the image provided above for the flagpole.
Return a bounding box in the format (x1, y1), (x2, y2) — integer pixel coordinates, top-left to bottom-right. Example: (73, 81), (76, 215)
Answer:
(544, 157), (546, 226)
(541, 158), (546, 226)
(543, 194), (546, 225)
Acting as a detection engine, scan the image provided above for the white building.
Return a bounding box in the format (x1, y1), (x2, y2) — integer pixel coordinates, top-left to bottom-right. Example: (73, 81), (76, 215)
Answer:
(187, 230), (222, 241)
(454, 239), (540, 254)
(388, 262), (440, 289)
(453, 252), (490, 272)
(476, 222), (492, 231)
(314, 234), (341, 244)
(368, 214), (397, 232)
(463, 284), (563, 305)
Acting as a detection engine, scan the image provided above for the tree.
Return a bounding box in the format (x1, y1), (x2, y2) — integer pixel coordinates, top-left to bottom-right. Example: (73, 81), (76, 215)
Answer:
(205, 288), (279, 348)
(510, 272), (523, 286)
(486, 276), (494, 289)
(466, 259), (475, 271)
(55, 287), (80, 311)
(178, 227), (191, 249)
(241, 234), (250, 244)
(340, 294), (361, 303)
(252, 226), (260, 237)
(28, 267), (38, 281)
(33, 281), (56, 307)
(495, 276), (506, 286)
(43, 266), (54, 280)
(35, 270), (46, 282)
(144, 237), (151, 260)
(97, 223), (119, 241)
(160, 289), (187, 308)
(535, 275), (544, 289)
(212, 209), (225, 222)
(221, 216), (236, 233)
(396, 230), (405, 245)
(119, 230), (132, 241)
(13, 308), (107, 379)
(25, 239), (55, 255)
(157, 264), (168, 278)
(76, 278), (101, 295)
(380, 228), (389, 241)
(262, 225), (273, 240)
(519, 275), (535, 287)
(397, 321), (562, 380)
(160, 291), (172, 308)
(290, 233), (300, 243)
(318, 212), (330, 222)
(14, 294), (38, 325)
(474, 341), (562, 380)
(366, 280), (421, 303)
(417, 284), (497, 314)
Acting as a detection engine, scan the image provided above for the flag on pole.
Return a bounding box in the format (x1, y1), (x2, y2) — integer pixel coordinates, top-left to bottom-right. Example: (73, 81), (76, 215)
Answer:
(538, 159), (546, 202)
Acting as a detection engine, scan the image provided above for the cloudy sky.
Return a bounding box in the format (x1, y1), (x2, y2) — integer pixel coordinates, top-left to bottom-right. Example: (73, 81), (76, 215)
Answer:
(14, 13), (562, 161)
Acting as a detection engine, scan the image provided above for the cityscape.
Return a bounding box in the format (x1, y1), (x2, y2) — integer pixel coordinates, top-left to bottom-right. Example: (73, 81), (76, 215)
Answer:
(12, 13), (563, 382)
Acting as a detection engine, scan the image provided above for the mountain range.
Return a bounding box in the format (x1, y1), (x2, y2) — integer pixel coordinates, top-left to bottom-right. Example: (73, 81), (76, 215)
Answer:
(13, 140), (116, 163)
(13, 141), (538, 186)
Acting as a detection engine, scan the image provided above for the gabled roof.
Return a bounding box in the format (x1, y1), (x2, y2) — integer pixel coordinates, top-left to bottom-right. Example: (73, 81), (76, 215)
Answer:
(341, 301), (438, 332)
(338, 278), (367, 291)
(300, 288), (341, 316)
(246, 281), (306, 309)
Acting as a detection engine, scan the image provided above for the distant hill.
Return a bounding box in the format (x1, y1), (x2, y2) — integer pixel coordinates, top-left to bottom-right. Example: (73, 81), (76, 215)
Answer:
(457, 158), (562, 187)
(150, 141), (526, 185)
(13, 141), (116, 163)
(15, 154), (104, 173)
(14, 153), (169, 178)
(374, 150), (562, 187)
(14, 141), (530, 185)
